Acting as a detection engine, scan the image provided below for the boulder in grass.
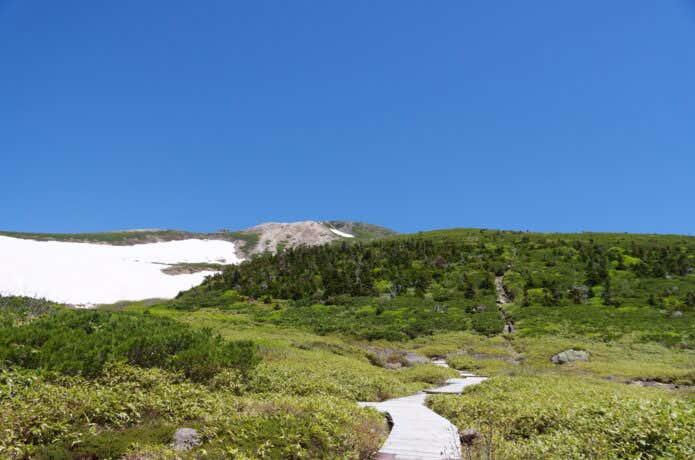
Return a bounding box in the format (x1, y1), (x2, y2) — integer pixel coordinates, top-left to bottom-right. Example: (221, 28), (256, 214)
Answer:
(670, 310), (683, 318)
(459, 428), (482, 446)
(404, 352), (429, 365)
(384, 362), (402, 370)
(551, 349), (589, 365)
(171, 428), (201, 451)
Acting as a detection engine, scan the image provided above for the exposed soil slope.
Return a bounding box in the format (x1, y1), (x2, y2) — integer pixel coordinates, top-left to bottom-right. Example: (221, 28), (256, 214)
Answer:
(243, 221), (345, 255)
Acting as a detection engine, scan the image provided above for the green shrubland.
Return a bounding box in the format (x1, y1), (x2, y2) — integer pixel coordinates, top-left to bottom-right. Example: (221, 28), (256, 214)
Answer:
(427, 374), (694, 459)
(0, 308), (259, 381)
(1, 228), (694, 458)
(0, 299), (451, 458)
(182, 229), (693, 345)
(1, 364), (387, 459)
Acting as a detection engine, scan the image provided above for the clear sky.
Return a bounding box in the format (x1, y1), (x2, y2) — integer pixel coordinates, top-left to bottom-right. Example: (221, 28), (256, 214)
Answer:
(2, 1), (694, 235)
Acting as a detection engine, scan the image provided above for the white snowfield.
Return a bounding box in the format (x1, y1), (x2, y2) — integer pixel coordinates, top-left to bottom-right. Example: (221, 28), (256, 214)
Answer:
(329, 228), (355, 238)
(0, 236), (241, 306)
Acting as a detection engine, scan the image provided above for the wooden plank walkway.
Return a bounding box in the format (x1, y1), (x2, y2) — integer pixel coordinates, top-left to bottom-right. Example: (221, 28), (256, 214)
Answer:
(424, 376), (487, 394)
(359, 366), (487, 460)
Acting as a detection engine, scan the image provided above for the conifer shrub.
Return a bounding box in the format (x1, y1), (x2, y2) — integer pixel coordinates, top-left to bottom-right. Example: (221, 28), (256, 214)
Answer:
(471, 311), (505, 335)
(0, 310), (259, 381)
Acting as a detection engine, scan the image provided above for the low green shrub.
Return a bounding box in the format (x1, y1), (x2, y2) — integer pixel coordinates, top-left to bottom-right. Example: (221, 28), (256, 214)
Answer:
(471, 311), (504, 335)
(172, 337), (260, 382)
(0, 296), (59, 327)
(0, 365), (387, 459)
(397, 364), (458, 384)
(31, 420), (174, 460)
(427, 374), (694, 459)
(0, 310), (259, 382)
(249, 357), (413, 401)
(446, 355), (480, 371)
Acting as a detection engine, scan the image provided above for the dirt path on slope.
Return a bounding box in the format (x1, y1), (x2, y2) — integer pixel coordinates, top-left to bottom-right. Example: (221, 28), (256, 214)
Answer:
(495, 276), (515, 334)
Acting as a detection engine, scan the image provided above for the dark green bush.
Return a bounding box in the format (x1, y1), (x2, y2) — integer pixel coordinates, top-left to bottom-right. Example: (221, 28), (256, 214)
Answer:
(31, 420), (175, 460)
(471, 311), (504, 335)
(0, 310), (260, 381)
(172, 337), (261, 382)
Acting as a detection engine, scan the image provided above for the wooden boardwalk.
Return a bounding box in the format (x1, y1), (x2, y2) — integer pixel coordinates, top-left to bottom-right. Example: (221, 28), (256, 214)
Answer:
(424, 376), (487, 394)
(359, 367), (486, 460)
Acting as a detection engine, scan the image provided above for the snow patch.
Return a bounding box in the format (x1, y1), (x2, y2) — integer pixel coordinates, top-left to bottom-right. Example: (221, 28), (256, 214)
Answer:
(329, 228), (354, 238)
(0, 236), (241, 305)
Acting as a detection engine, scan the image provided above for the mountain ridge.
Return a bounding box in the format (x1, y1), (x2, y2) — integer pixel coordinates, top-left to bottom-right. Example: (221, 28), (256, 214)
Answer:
(0, 220), (397, 257)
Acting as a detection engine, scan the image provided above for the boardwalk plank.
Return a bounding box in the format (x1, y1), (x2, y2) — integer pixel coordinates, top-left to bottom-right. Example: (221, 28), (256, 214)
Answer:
(359, 367), (487, 460)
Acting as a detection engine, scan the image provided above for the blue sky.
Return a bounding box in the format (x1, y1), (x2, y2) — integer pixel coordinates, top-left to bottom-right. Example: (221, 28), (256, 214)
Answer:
(1, 1), (694, 234)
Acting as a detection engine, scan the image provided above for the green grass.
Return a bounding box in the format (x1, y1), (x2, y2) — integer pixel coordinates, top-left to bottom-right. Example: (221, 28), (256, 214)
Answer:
(514, 336), (695, 385)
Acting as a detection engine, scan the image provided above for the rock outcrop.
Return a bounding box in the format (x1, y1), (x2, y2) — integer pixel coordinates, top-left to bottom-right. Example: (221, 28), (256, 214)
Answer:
(233, 220), (396, 256)
(551, 349), (589, 364)
(171, 428), (201, 451)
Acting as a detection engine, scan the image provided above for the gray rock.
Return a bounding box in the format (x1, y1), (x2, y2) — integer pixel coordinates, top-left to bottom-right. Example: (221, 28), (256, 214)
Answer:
(459, 428), (482, 446)
(171, 428), (201, 451)
(384, 362), (402, 370)
(628, 380), (679, 389)
(551, 349), (589, 365)
(404, 352), (429, 365)
(367, 347), (430, 368)
(670, 310), (683, 318)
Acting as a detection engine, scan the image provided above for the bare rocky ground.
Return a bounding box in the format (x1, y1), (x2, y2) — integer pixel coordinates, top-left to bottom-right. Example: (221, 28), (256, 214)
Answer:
(495, 276), (515, 334)
(0, 220), (396, 258)
(245, 221), (344, 254)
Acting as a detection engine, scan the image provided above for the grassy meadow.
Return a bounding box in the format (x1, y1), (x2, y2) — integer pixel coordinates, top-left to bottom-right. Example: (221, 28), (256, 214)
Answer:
(1, 228), (694, 458)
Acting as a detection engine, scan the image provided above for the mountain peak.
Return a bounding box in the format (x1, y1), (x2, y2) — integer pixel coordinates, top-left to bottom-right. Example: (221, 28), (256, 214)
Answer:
(232, 220), (396, 256)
